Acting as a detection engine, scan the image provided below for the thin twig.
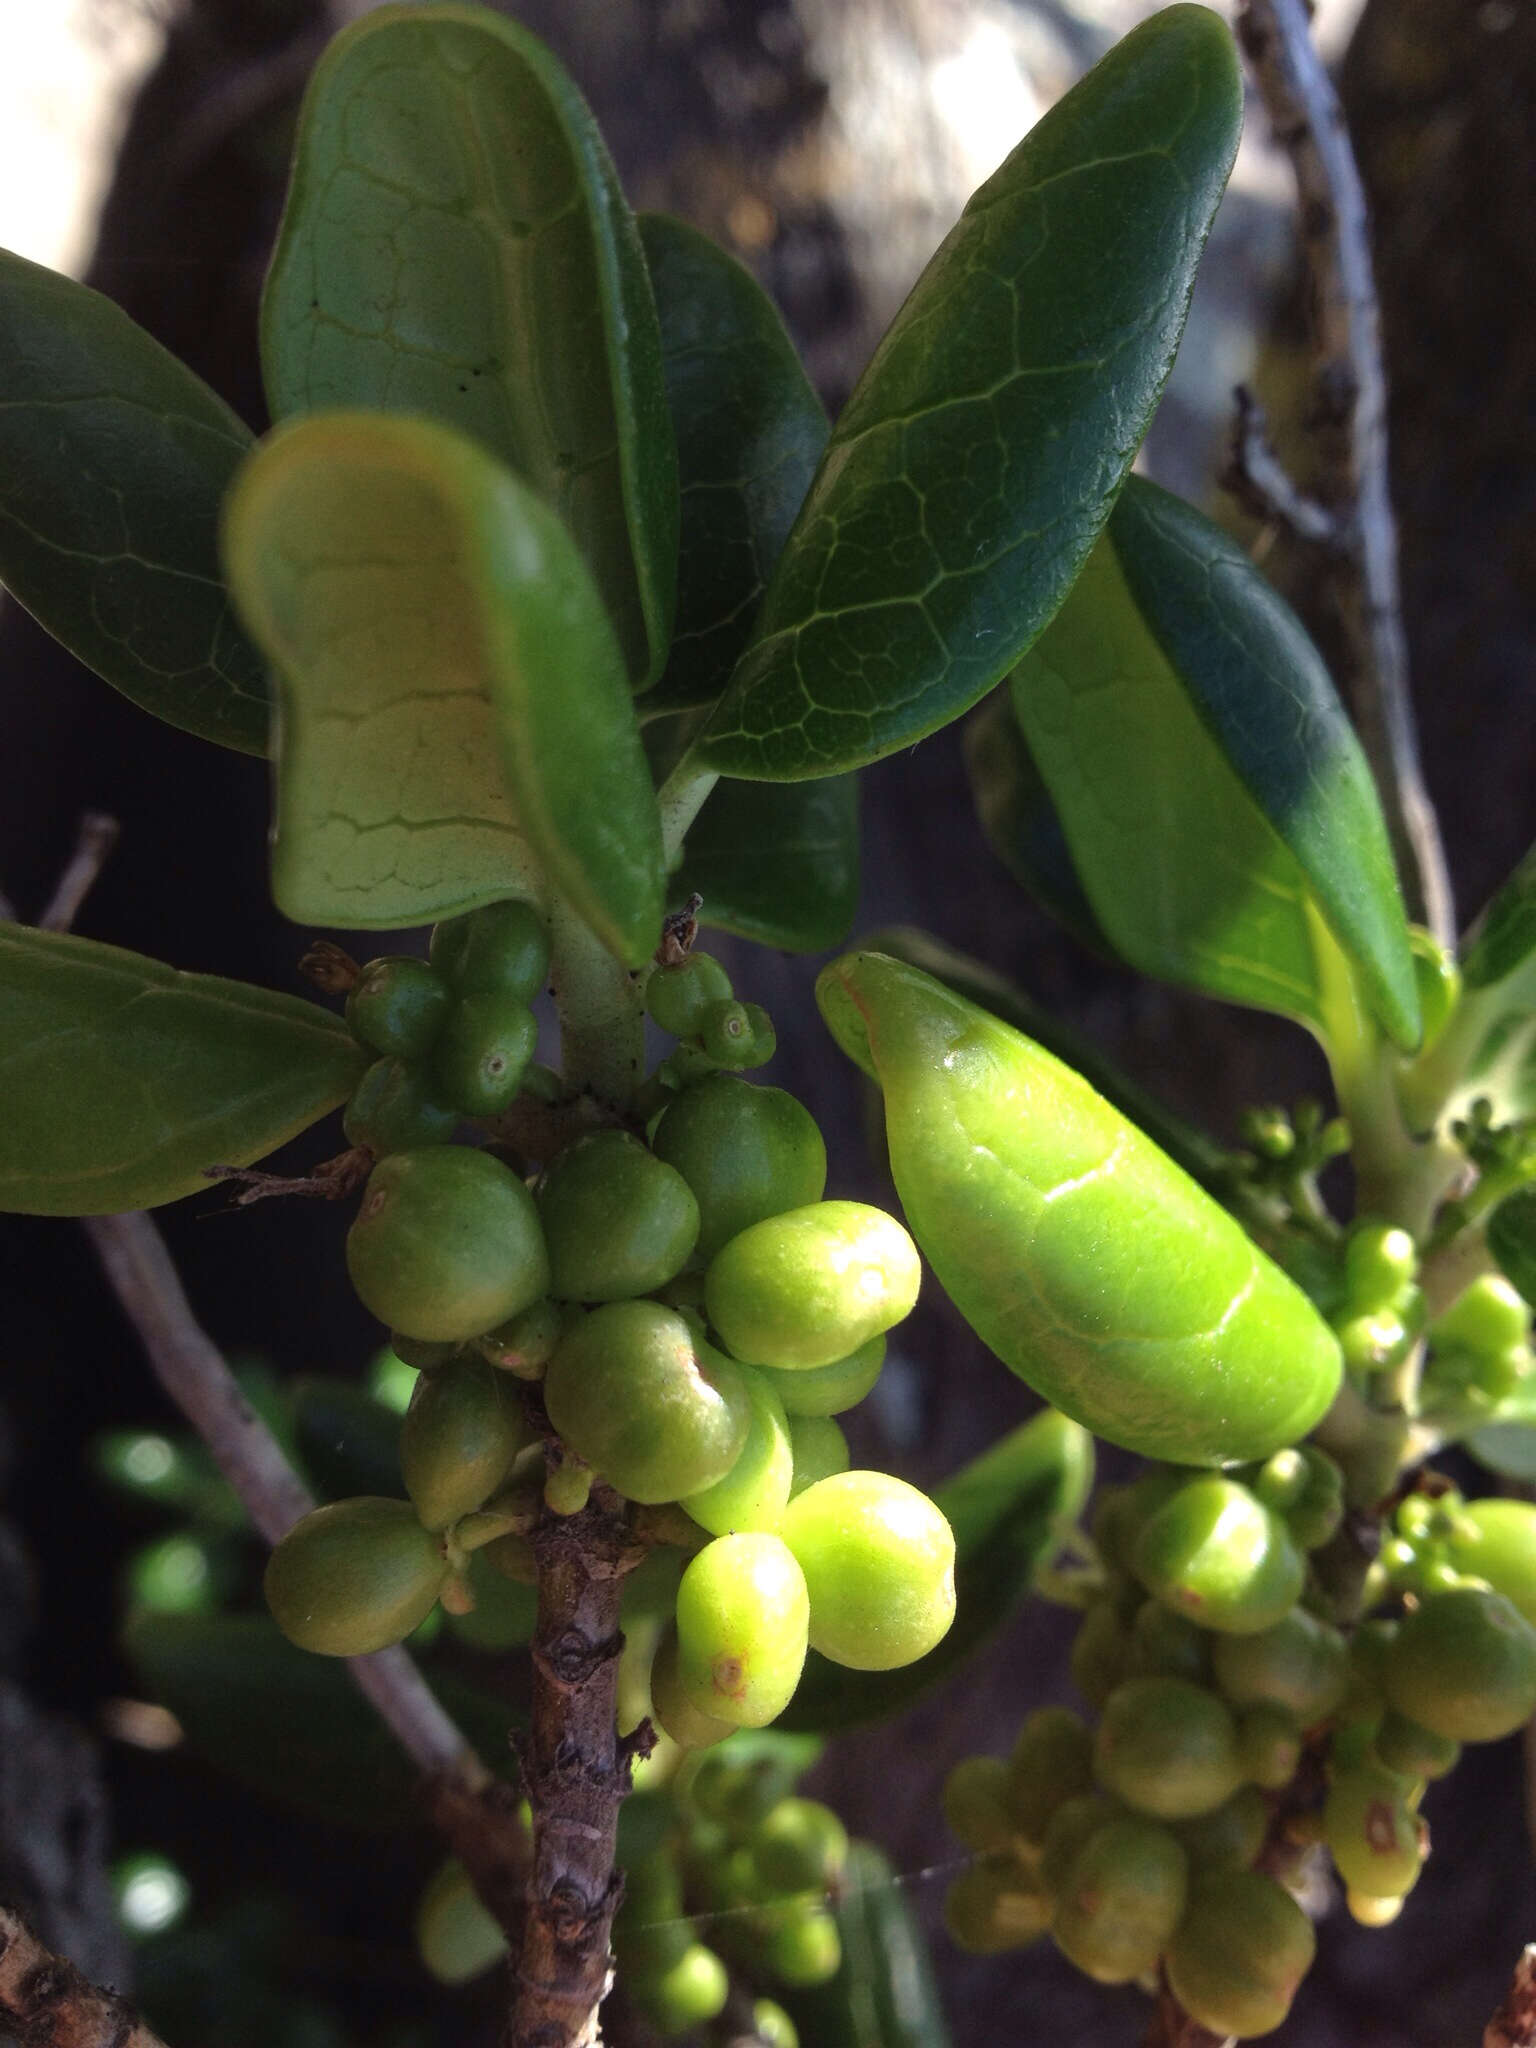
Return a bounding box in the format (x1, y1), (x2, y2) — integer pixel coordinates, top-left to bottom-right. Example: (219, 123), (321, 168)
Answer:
(0, 1902), (167, 2048)
(37, 813), (120, 932)
(1222, 384), (1343, 548)
(1236, 0), (1454, 949)
(1486, 1946), (1536, 2048)
(81, 1209), (485, 1788)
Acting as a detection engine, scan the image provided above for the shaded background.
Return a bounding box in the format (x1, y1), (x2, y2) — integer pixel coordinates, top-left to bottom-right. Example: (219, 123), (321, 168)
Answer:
(1, 0), (1534, 2041)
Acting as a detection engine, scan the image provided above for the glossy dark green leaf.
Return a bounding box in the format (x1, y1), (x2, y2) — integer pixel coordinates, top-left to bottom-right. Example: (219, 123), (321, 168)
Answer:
(125, 1611), (518, 1832)
(223, 411), (665, 962)
(1490, 1188), (1536, 1309)
(694, 5), (1241, 780)
(781, 1843), (952, 2048)
(0, 248), (267, 752)
(673, 773), (860, 952)
(1461, 845), (1536, 991)
(638, 213), (826, 719)
(962, 687), (1109, 954)
(859, 925), (1230, 1192)
(1011, 477), (1420, 1048)
(262, 2), (677, 691)
(0, 925), (367, 1215)
(775, 1408), (1091, 1733)
(291, 1378), (406, 1502)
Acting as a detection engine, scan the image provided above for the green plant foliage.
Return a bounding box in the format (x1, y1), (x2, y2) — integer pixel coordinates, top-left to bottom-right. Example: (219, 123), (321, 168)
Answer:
(694, 6), (1242, 780)
(674, 774), (861, 954)
(260, 0), (677, 690)
(818, 950), (1342, 1463)
(1009, 478), (1420, 1048)
(0, 926), (367, 1214)
(777, 1408), (1091, 1731)
(223, 410), (664, 958)
(0, 249), (268, 754)
(125, 1611), (518, 1833)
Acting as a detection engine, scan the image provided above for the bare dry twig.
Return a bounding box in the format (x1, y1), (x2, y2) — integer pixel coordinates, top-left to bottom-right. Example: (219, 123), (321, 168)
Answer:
(37, 814), (121, 933)
(1235, 0), (1454, 948)
(0, 1903), (168, 2048)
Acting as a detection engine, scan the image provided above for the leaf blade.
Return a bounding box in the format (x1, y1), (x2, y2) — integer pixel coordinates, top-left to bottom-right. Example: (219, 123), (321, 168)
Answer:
(0, 248), (268, 752)
(1009, 477), (1419, 1045)
(694, 5), (1242, 779)
(261, 2), (677, 691)
(0, 925), (367, 1215)
(223, 411), (665, 962)
(675, 773), (860, 953)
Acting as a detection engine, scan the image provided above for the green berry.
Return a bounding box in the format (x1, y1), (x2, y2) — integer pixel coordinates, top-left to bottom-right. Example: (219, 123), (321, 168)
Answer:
(749, 1798), (849, 1894)
(648, 1623), (735, 1751)
(1382, 1583), (1536, 1741)
(674, 1532), (810, 1728)
(699, 998), (776, 1069)
(1443, 1497), (1536, 1624)
(431, 993), (537, 1117)
(779, 1470), (955, 1671)
(415, 1859), (509, 1985)
(343, 1056), (459, 1156)
(644, 952), (733, 1037)
(1342, 1220), (1418, 1313)
(1430, 1276), (1529, 1358)
(399, 1356), (531, 1531)
(1131, 1599), (1213, 1684)
(429, 900), (550, 1000)
(1052, 1815), (1188, 1985)
(1235, 1703), (1303, 1790)
(1070, 1599), (1138, 1709)
(1037, 1793), (1115, 1903)
(752, 1998), (799, 2048)
(1211, 1608), (1350, 1724)
(1170, 1784), (1269, 1872)
(346, 1148), (550, 1343)
(681, 1364), (794, 1536)
(706, 1201), (922, 1370)
(538, 1130), (700, 1303)
(1324, 1762), (1424, 1898)
(643, 1942), (729, 2034)
(1131, 1473), (1305, 1634)
(345, 955), (453, 1059)
(787, 1414), (850, 1499)
(1371, 1708), (1460, 1780)
(754, 1336), (887, 1419)
(651, 1076), (827, 1261)
(543, 1301), (751, 1504)
(1092, 1676), (1244, 1819)
(1006, 1707), (1096, 1842)
(943, 1755), (1020, 1856)
(475, 1297), (566, 1377)
(1165, 1870), (1316, 2039)
(265, 1497), (447, 1655)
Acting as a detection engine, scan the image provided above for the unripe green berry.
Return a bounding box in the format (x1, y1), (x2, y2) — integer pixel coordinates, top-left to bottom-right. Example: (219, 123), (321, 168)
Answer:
(674, 1531), (810, 1728)
(943, 1860), (1051, 1954)
(1052, 1815), (1188, 1985)
(538, 1130), (699, 1304)
(431, 994), (537, 1117)
(644, 951), (733, 1037)
(1211, 1608), (1349, 1724)
(400, 1355), (531, 1531)
(1006, 1706), (1095, 1842)
(1235, 1703), (1303, 1790)
(346, 1148), (550, 1343)
(265, 1497), (447, 1655)
(763, 1904), (841, 1987)
(1431, 1276), (1529, 1358)
(1165, 1870), (1315, 2039)
(943, 1755), (1020, 1856)
(749, 1798), (849, 1894)
(1093, 1676), (1244, 1819)
(475, 1298), (565, 1377)
(644, 1942), (729, 2034)
(415, 1858), (508, 1985)
(754, 1336), (887, 1419)
(700, 998), (777, 1069)
(429, 900), (550, 1001)
(648, 1623), (735, 1751)
(1131, 1474), (1305, 1635)
(651, 1076), (827, 1261)
(780, 1470), (956, 1671)
(1382, 1583), (1536, 1741)
(345, 955), (452, 1059)
(706, 1201), (921, 1371)
(787, 1413), (850, 1499)
(1324, 1763), (1424, 1897)
(681, 1364), (794, 1536)
(343, 1057), (458, 1156)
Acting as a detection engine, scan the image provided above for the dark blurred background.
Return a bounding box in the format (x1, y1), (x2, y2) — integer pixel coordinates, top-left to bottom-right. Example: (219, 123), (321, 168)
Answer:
(1, 0), (1533, 2042)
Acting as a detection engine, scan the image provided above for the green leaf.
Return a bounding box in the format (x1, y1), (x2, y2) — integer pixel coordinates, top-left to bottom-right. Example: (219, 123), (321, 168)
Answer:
(0, 248), (267, 753)
(674, 774), (860, 953)
(0, 925), (367, 1216)
(1461, 845), (1536, 991)
(125, 1611), (518, 1832)
(961, 687), (1110, 954)
(1010, 477), (1420, 1048)
(261, 2), (677, 692)
(1404, 849), (1536, 1126)
(638, 212), (826, 719)
(223, 411), (665, 962)
(858, 925), (1230, 1192)
(781, 1843), (952, 2048)
(290, 1377), (406, 1502)
(1489, 1188), (1536, 1309)
(693, 5), (1242, 780)
(775, 1407), (1092, 1733)
(1466, 1422), (1536, 1485)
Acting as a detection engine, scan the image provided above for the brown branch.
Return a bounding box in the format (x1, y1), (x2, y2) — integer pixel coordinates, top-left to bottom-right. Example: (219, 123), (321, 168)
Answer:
(0, 1903), (167, 2048)
(512, 1494), (649, 2048)
(1486, 1947), (1536, 2048)
(1222, 384), (1343, 548)
(1235, 0), (1454, 949)
(80, 1210), (484, 1787)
